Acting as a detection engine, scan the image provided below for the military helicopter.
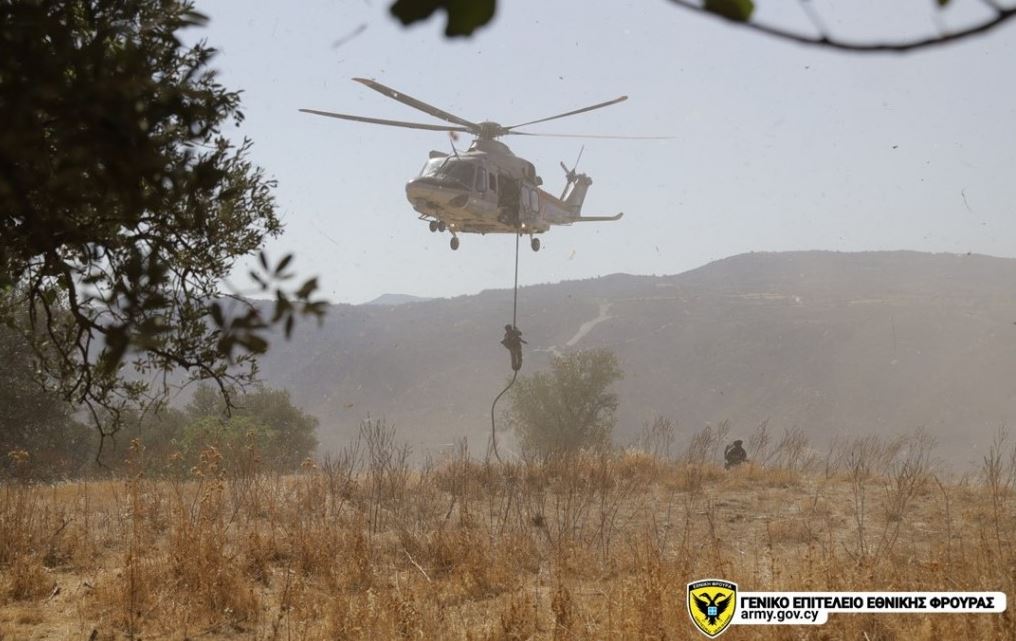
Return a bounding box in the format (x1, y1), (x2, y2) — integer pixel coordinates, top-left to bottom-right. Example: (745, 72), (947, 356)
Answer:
(300, 78), (666, 251)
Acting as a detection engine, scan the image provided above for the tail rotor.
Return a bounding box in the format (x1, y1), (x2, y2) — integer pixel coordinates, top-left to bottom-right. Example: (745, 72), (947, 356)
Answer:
(559, 145), (585, 199)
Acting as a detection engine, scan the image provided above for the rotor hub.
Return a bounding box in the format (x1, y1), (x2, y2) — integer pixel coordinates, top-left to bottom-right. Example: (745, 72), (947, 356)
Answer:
(477, 121), (507, 140)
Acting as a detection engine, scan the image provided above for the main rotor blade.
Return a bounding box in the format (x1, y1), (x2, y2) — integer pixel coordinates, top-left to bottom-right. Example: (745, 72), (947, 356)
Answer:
(509, 131), (673, 140)
(506, 96), (629, 130)
(353, 78), (480, 130)
(299, 109), (470, 133)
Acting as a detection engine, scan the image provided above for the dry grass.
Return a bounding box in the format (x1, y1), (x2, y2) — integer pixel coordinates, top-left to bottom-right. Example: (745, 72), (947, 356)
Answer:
(1, 428), (1015, 640)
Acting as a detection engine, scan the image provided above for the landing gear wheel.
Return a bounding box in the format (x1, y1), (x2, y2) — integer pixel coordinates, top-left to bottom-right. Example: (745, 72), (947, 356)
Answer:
(531, 237), (541, 252)
(438, 221), (447, 233)
(429, 220), (438, 232)
(450, 236), (460, 251)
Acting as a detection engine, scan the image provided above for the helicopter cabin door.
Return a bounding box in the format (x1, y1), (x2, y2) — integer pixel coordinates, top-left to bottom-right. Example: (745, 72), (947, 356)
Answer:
(497, 174), (521, 227)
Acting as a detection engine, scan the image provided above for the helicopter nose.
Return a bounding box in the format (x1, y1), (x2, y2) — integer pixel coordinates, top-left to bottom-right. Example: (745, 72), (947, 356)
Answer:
(406, 176), (467, 207)
(407, 175), (445, 190)
(405, 177), (438, 204)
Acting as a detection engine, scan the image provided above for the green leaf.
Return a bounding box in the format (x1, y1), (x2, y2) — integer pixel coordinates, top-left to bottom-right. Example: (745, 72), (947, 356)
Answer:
(703, 0), (755, 22)
(937, 0), (951, 6)
(216, 335), (236, 359)
(274, 253), (293, 277)
(241, 335), (269, 354)
(209, 302), (224, 327)
(306, 301), (328, 318)
(181, 9), (210, 27)
(390, 0), (442, 25)
(99, 329), (129, 377)
(271, 294), (292, 323)
(295, 277), (318, 300)
(390, 0), (496, 37)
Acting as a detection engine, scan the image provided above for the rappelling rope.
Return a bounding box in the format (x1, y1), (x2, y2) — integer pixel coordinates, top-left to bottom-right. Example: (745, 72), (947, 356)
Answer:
(512, 229), (519, 327)
(489, 232), (522, 463)
(489, 370), (516, 463)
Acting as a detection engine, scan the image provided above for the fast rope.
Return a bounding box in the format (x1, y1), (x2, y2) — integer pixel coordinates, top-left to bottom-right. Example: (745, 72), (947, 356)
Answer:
(512, 229), (520, 327)
(489, 231), (522, 463)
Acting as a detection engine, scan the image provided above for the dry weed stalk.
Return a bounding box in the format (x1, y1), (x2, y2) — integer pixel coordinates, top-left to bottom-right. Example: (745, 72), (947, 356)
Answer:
(2, 428), (1014, 640)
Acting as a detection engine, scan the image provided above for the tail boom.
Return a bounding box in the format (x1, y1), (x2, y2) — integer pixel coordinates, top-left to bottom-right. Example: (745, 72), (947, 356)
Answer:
(572, 212), (624, 222)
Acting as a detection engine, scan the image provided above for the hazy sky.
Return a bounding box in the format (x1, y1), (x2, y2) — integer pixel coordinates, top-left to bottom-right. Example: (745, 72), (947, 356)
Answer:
(199, 0), (1016, 304)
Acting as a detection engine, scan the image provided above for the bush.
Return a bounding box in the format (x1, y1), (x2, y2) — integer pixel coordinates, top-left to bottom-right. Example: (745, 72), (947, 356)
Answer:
(510, 349), (622, 459)
(179, 384), (318, 472)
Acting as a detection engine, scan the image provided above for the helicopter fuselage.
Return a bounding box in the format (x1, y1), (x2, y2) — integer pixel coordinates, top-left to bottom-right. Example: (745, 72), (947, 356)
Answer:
(300, 78), (639, 251)
(405, 139), (615, 248)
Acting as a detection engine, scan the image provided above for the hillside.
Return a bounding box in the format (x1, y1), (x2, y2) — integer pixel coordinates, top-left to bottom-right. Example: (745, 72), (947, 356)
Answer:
(256, 251), (1016, 465)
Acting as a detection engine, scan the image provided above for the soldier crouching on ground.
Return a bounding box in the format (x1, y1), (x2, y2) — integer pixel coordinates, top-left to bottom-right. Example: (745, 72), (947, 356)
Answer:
(724, 439), (747, 470)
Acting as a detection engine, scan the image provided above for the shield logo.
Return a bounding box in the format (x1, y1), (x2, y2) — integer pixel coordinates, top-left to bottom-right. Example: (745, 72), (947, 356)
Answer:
(687, 579), (737, 638)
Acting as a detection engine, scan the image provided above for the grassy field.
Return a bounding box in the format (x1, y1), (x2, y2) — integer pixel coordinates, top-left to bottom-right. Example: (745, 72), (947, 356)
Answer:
(1, 423), (1014, 640)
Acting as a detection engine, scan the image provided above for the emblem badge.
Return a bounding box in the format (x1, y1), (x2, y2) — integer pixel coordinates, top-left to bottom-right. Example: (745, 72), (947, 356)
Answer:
(688, 579), (738, 638)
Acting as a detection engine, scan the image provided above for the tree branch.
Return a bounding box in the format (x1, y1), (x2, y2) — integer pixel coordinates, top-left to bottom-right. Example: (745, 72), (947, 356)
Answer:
(667, 0), (1016, 52)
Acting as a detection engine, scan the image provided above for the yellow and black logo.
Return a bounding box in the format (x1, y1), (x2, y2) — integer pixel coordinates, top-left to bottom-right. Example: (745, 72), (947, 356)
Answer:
(688, 579), (737, 638)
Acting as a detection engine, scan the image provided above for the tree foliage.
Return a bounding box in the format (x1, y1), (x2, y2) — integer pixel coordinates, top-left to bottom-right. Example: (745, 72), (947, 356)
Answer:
(390, 0), (1016, 51)
(0, 377), (319, 479)
(510, 349), (622, 459)
(0, 0), (324, 440)
(180, 384), (319, 472)
(0, 317), (90, 479)
(106, 384), (318, 474)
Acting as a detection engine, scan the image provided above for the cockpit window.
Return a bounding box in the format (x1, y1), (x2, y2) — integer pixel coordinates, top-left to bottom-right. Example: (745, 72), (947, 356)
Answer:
(443, 161), (475, 187)
(419, 158), (476, 189)
(419, 158), (445, 177)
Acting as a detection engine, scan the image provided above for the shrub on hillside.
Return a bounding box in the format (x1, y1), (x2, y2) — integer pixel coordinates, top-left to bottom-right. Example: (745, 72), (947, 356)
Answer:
(510, 349), (622, 459)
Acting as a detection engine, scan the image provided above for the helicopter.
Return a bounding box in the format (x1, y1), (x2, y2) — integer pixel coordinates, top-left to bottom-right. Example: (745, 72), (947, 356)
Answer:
(300, 78), (666, 251)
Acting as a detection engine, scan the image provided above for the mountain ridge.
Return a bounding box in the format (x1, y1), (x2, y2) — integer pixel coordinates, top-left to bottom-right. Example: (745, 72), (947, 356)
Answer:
(364, 293), (434, 306)
(256, 250), (1016, 467)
